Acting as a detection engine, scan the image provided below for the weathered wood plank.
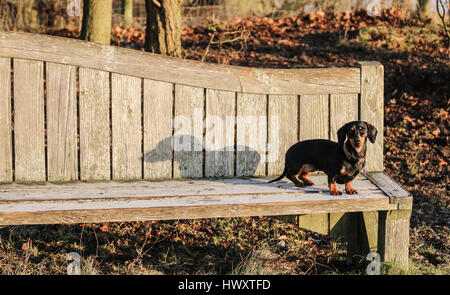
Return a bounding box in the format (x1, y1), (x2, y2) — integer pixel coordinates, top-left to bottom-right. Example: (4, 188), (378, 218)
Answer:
(378, 209), (411, 268)
(0, 196), (397, 226)
(111, 73), (142, 180)
(329, 93), (359, 142)
(0, 58), (12, 183)
(366, 172), (411, 207)
(143, 80), (173, 180)
(0, 176), (396, 226)
(0, 176), (387, 202)
(173, 84), (204, 178)
(13, 59), (45, 183)
(358, 61), (384, 171)
(0, 32), (361, 95)
(267, 95), (298, 176)
(205, 89), (235, 177)
(46, 63), (78, 182)
(330, 212), (361, 257)
(298, 214), (329, 235)
(236, 93), (266, 177)
(79, 68), (110, 181)
(299, 95), (329, 141)
(360, 211), (379, 253)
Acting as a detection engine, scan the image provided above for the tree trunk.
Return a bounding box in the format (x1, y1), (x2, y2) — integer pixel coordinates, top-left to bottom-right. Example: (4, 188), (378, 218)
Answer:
(145, 0), (182, 57)
(122, 0), (134, 27)
(417, 0), (431, 20)
(81, 0), (113, 45)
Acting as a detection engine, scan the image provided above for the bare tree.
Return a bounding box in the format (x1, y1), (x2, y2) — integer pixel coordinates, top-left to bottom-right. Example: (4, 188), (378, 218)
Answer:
(122, 0), (133, 27)
(417, 0), (431, 20)
(145, 0), (182, 57)
(81, 0), (113, 45)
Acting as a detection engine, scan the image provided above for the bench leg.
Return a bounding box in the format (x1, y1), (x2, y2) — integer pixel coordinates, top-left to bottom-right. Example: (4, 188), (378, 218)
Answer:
(329, 212), (361, 262)
(378, 209), (411, 269)
(273, 210), (411, 270)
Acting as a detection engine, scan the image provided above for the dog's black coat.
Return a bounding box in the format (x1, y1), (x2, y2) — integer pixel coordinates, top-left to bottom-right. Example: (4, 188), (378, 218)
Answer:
(269, 121), (378, 195)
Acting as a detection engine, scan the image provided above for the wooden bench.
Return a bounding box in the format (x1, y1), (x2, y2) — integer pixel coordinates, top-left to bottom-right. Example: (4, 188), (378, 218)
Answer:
(0, 32), (412, 268)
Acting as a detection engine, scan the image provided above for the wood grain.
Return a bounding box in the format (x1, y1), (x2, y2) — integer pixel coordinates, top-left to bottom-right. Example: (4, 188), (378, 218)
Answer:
(143, 80), (173, 180)
(111, 73), (142, 180)
(0, 32), (361, 95)
(358, 62), (384, 171)
(236, 93), (266, 177)
(366, 172), (411, 207)
(267, 95), (298, 176)
(205, 89), (235, 177)
(0, 58), (12, 183)
(329, 93), (359, 142)
(0, 175), (396, 225)
(299, 95), (329, 141)
(13, 59), (45, 183)
(46, 62), (78, 182)
(378, 209), (411, 268)
(173, 84), (204, 178)
(79, 68), (110, 181)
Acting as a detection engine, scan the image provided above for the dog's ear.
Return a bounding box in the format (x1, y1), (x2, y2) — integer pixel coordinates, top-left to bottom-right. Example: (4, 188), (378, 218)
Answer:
(337, 123), (348, 146)
(364, 122), (378, 143)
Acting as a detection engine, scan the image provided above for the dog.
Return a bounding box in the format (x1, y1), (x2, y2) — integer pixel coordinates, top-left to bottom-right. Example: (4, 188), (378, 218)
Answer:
(268, 121), (377, 195)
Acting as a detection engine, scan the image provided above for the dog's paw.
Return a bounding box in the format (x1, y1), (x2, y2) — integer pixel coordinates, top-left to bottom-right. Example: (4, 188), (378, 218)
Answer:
(303, 181), (315, 186)
(330, 190), (342, 196)
(346, 189), (358, 195)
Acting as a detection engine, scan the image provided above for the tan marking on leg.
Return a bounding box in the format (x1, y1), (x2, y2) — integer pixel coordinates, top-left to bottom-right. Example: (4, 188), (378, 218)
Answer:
(329, 182), (342, 196)
(345, 181), (357, 195)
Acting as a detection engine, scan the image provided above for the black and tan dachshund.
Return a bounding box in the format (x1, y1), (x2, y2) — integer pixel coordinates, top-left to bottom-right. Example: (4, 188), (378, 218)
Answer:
(269, 121), (378, 195)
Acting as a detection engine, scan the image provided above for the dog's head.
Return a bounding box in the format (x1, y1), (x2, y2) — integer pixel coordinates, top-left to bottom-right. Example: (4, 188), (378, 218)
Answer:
(337, 121), (377, 152)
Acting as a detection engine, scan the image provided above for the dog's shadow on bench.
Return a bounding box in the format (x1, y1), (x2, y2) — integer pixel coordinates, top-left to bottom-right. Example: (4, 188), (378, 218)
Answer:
(143, 134), (327, 193)
(143, 134), (260, 177)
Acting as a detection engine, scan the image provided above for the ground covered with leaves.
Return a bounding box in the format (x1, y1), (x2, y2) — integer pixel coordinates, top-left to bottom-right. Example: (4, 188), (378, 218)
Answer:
(0, 9), (449, 274)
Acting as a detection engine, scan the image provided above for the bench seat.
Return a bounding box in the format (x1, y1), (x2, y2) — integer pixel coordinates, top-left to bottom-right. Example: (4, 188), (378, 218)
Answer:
(0, 173), (408, 225)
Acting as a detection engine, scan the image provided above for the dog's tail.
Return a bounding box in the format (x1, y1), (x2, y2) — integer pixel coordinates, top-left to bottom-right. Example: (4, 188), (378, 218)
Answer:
(268, 168), (286, 183)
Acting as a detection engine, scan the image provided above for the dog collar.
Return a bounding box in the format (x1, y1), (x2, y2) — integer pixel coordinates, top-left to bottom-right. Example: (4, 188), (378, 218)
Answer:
(343, 142), (365, 164)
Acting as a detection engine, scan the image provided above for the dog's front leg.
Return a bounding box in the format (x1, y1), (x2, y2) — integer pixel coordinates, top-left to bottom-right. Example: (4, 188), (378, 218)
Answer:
(328, 176), (342, 195)
(345, 181), (358, 195)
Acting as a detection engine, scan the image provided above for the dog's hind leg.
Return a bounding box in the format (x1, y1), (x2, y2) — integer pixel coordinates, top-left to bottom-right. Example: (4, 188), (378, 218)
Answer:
(298, 164), (316, 186)
(287, 172), (305, 188)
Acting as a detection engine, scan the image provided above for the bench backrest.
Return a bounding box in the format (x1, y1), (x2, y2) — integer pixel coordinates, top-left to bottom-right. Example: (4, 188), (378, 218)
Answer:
(0, 32), (383, 183)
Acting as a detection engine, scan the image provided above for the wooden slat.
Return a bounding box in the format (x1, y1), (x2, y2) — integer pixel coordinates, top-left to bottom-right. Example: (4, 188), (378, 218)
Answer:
(205, 89), (235, 177)
(46, 63), (78, 182)
(0, 197), (397, 226)
(13, 59), (45, 183)
(0, 32), (361, 95)
(0, 175), (385, 202)
(236, 93), (266, 177)
(111, 73), (142, 180)
(329, 212), (361, 256)
(379, 209), (411, 268)
(329, 93), (359, 142)
(0, 58), (12, 182)
(298, 214), (329, 235)
(367, 172), (411, 207)
(267, 95), (298, 176)
(299, 95), (329, 140)
(173, 84), (204, 178)
(79, 68), (110, 181)
(143, 80), (173, 180)
(0, 175), (396, 225)
(358, 61), (384, 171)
